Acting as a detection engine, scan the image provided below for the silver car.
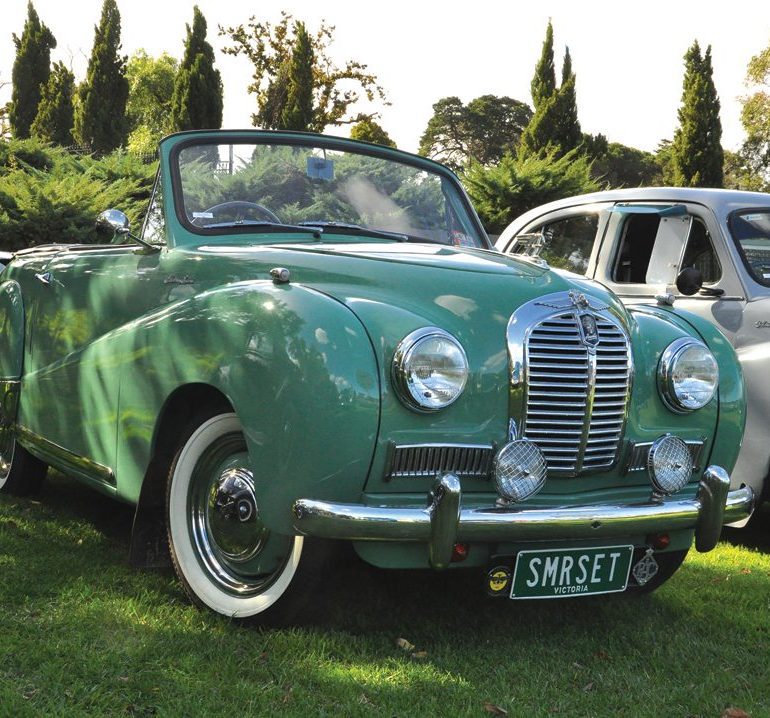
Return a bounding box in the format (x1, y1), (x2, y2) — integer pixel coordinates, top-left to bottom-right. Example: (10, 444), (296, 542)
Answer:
(496, 187), (770, 521)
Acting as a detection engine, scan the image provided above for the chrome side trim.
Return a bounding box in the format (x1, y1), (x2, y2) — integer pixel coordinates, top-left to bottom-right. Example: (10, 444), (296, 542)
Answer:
(16, 426), (116, 486)
(292, 466), (754, 561)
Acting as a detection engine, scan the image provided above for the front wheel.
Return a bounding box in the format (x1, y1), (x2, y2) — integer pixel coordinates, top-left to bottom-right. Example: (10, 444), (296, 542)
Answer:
(0, 425), (47, 497)
(166, 411), (320, 623)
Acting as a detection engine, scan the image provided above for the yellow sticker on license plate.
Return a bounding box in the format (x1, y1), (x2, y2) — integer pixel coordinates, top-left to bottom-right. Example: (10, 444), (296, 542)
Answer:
(510, 545), (634, 599)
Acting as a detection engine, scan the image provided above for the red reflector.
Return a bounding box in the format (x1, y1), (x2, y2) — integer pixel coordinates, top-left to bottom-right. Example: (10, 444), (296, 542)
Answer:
(451, 543), (469, 562)
(646, 533), (671, 550)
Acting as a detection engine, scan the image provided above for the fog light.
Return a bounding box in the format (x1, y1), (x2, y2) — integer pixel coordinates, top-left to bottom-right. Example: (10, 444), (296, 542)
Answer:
(493, 439), (547, 502)
(648, 435), (691, 495)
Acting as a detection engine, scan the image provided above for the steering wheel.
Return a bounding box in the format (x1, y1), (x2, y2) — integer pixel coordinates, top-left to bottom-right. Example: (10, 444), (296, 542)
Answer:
(192, 201), (281, 226)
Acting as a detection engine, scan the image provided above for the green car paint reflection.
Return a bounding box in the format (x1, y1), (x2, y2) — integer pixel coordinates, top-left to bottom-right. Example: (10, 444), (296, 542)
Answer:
(0, 130), (753, 622)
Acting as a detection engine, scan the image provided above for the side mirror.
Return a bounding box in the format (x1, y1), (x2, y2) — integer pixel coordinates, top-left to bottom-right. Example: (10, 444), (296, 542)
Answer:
(95, 209), (130, 238)
(675, 266), (703, 296)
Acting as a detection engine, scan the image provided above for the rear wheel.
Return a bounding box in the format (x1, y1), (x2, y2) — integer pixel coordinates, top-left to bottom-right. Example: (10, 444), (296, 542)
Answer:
(0, 427), (47, 497)
(166, 411), (321, 623)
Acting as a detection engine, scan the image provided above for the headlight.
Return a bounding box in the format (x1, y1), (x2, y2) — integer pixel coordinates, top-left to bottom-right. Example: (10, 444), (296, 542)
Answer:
(392, 327), (468, 411)
(658, 338), (718, 412)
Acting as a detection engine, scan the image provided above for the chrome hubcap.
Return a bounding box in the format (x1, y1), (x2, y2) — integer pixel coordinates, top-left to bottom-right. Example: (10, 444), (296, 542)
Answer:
(0, 422), (14, 482)
(208, 468), (266, 562)
(188, 429), (294, 597)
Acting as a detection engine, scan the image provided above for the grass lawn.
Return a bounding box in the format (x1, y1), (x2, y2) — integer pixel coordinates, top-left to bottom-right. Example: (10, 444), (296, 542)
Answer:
(1, 473), (768, 717)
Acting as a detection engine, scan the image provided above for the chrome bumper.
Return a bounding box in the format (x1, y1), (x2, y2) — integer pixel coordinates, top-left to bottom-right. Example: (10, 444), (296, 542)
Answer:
(292, 465), (754, 569)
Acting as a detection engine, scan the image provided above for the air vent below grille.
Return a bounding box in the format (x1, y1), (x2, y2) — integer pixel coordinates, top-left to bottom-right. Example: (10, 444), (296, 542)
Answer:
(386, 444), (494, 480)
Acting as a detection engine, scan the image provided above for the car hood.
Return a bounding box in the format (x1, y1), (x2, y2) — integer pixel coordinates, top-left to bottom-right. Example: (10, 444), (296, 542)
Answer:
(198, 241), (629, 331)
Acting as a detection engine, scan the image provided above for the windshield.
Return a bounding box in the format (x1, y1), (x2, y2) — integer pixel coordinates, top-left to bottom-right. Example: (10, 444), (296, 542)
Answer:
(729, 209), (770, 286)
(175, 140), (486, 248)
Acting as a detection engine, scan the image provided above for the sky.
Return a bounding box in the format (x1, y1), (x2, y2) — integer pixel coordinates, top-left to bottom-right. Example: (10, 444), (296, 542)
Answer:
(2, 0), (769, 155)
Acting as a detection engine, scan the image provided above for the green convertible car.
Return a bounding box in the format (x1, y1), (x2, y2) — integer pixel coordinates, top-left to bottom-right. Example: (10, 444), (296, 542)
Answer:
(0, 130), (755, 621)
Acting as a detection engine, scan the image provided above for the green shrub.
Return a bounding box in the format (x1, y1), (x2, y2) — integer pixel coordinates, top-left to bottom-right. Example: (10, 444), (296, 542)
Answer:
(463, 149), (599, 235)
(0, 138), (156, 251)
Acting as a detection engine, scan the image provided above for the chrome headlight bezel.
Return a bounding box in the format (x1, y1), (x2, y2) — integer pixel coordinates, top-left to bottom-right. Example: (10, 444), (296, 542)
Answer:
(392, 327), (468, 412)
(657, 337), (719, 413)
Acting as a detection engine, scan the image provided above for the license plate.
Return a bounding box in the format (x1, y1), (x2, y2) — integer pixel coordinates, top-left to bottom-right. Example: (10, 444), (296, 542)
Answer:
(510, 545), (634, 599)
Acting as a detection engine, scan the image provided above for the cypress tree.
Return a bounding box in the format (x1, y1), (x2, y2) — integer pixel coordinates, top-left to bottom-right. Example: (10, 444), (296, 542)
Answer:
(170, 6), (223, 131)
(530, 21), (555, 111)
(671, 41), (724, 187)
(520, 27), (582, 160)
(553, 47), (581, 154)
(74, 0), (129, 153)
(350, 118), (396, 147)
(279, 22), (315, 131)
(30, 62), (75, 145)
(9, 2), (56, 139)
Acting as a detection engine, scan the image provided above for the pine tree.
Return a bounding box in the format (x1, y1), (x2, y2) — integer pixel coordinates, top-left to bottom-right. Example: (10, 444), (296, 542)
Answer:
(30, 62), (75, 145)
(9, 2), (56, 139)
(530, 21), (555, 111)
(170, 6), (223, 131)
(279, 22), (315, 131)
(671, 41), (724, 187)
(74, 0), (129, 153)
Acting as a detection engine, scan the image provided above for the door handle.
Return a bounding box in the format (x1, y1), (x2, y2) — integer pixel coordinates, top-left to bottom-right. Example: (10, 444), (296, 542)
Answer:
(35, 272), (53, 285)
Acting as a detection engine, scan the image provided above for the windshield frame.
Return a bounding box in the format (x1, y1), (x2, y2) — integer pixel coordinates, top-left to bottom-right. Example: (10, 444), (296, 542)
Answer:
(727, 207), (770, 288)
(168, 131), (491, 249)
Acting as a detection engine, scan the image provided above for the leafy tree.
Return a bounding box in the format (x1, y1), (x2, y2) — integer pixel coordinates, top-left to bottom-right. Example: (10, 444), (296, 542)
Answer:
(220, 11), (387, 132)
(520, 25), (581, 159)
(584, 133), (661, 188)
(30, 62), (75, 145)
(723, 149), (768, 191)
(350, 118), (396, 147)
(279, 22), (314, 131)
(530, 20), (555, 111)
(463, 149), (599, 234)
(735, 43), (770, 186)
(670, 41), (723, 187)
(171, 6), (223, 132)
(9, 2), (56, 139)
(418, 95), (532, 171)
(126, 51), (178, 152)
(74, 0), (130, 153)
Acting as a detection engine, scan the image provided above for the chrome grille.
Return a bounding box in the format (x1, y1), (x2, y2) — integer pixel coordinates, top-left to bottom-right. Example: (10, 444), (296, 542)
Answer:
(386, 444), (494, 480)
(523, 311), (631, 476)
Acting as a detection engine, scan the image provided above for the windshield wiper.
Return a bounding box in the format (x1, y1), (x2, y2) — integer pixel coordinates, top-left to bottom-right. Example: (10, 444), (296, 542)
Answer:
(200, 221), (323, 238)
(296, 220), (412, 242)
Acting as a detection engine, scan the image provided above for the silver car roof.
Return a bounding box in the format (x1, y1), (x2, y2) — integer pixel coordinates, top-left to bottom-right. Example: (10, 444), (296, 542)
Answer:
(496, 187), (770, 250)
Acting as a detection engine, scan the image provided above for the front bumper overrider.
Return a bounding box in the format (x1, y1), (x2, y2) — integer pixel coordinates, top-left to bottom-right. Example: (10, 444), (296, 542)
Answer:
(292, 465), (754, 569)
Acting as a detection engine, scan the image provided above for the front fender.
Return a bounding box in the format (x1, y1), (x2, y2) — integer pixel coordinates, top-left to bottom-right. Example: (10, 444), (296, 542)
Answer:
(108, 280), (380, 532)
(629, 304), (746, 479)
(0, 280), (25, 380)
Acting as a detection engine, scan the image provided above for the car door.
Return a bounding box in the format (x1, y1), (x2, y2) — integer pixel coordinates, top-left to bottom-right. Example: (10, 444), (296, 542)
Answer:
(502, 204), (613, 278)
(20, 179), (169, 484)
(590, 202), (746, 342)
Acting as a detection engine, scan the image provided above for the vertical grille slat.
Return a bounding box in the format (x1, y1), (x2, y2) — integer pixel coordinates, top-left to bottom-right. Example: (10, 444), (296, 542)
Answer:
(523, 311), (631, 476)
